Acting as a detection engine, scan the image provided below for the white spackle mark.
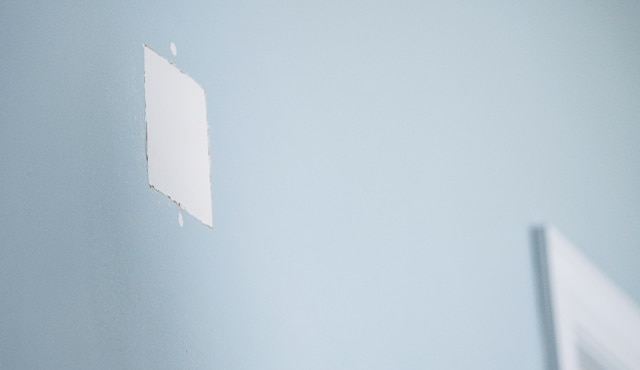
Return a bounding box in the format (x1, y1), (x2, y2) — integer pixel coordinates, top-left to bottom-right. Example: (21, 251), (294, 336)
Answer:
(170, 42), (177, 57)
(178, 211), (184, 227)
(144, 45), (213, 228)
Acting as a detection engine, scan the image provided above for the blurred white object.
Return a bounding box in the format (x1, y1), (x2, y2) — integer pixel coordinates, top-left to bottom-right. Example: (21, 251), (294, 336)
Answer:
(532, 226), (640, 370)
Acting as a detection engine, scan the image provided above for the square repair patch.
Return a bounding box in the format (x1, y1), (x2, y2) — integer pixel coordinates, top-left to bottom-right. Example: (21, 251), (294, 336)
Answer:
(144, 44), (212, 227)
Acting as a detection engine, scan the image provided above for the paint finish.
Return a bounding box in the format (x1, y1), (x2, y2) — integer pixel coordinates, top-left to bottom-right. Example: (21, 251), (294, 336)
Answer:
(1, 1), (640, 369)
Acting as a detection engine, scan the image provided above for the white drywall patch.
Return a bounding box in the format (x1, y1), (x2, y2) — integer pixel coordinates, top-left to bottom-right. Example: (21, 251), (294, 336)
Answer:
(144, 44), (213, 228)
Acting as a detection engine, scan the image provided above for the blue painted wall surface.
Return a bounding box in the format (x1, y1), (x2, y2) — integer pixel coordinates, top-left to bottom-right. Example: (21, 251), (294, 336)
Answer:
(1, 1), (639, 369)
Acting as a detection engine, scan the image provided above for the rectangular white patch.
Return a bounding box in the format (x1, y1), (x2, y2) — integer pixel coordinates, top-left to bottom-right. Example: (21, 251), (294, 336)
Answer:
(144, 45), (213, 227)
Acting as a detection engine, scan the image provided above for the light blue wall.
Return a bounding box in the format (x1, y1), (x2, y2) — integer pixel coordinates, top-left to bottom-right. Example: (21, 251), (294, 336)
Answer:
(1, 1), (639, 369)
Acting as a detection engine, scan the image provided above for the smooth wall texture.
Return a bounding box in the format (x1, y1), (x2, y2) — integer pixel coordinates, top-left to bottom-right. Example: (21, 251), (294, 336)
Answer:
(1, 1), (639, 369)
